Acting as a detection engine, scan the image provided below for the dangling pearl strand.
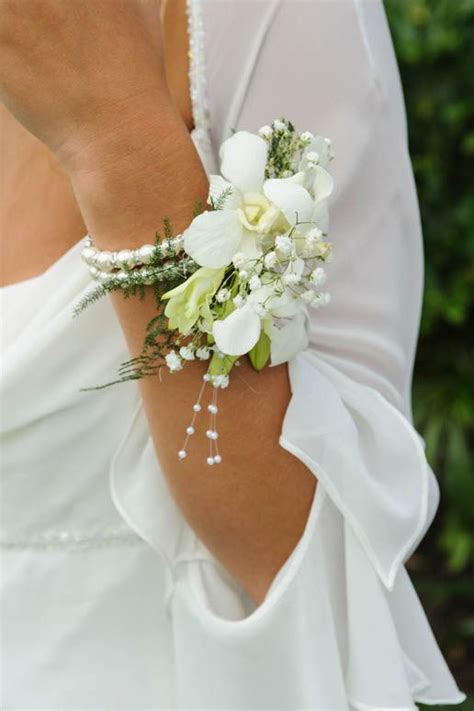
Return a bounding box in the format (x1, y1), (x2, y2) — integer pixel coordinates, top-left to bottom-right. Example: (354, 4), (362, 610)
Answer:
(178, 372), (222, 466)
(206, 385), (221, 465)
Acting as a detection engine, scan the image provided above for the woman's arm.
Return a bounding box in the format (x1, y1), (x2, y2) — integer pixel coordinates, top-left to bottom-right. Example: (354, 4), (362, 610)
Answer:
(0, 0), (316, 604)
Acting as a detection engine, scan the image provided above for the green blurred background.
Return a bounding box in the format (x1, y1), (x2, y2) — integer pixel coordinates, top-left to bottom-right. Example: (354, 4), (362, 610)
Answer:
(384, 0), (474, 706)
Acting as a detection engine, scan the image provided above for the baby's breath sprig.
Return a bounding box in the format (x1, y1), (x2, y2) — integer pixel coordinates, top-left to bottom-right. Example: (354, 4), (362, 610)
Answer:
(260, 118), (300, 179)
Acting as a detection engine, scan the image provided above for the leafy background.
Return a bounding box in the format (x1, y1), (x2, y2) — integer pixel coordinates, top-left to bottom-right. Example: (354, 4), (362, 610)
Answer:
(384, 0), (474, 706)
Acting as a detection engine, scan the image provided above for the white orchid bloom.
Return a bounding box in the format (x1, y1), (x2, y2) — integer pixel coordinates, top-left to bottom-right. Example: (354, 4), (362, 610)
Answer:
(269, 310), (309, 366)
(212, 300), (262, 356)
(298, 134), (334, 205)
(248, 281), (302, 319)
(183, 131), (328, 269)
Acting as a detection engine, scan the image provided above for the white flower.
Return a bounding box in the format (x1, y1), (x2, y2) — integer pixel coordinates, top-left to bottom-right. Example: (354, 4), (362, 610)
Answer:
(252, 302), (267, 317)
(310, 291), (331, 308)
(306, 151), (320, 167)
(310, 266), (326, 286)
(216, 287), (231, 303)
(232, 252), (246, 268)
(283, 256), (305, 286)
(275, 234), (293, 256)
(258, 125), (273, 139)
(299, 135), (332, 171)
(300, 131), (314, 144)
(283, 273), (301, 286)
(269, 311), (309, 366)
(213, 301), (262, 356)
(184, 130), (320, 268)
(179, 346), (195, 361)
(248, 281), (302, 319)
(249, 274), (262, 291)
(273, 119), (286, 132)
(233, 294), (245, 308)
(196, 346), (211, 360)
(312, 165), (334, 203)
(301, 289), (316, 303)
(239, 270), (249, 280)
(306, 227), (323, 243)
(324, 137), (335, 159)
(165, 351), (183, 372)
(264, 251), (278, 269)
(211, 374), (230, 389)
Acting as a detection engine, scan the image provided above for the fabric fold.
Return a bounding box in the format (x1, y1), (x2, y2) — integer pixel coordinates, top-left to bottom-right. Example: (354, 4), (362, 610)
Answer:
(280, 350), (439, 590)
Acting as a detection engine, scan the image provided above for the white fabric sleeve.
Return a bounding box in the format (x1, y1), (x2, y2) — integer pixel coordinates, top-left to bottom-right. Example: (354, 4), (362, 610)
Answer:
(108, 0), (465, 707)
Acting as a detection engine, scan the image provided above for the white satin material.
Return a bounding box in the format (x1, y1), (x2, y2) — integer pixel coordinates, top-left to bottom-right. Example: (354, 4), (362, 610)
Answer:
(0, 0), (465, 708)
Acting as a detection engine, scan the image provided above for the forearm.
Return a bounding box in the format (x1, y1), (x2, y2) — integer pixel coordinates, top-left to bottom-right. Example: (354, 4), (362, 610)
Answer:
(69, 99), (317, 605)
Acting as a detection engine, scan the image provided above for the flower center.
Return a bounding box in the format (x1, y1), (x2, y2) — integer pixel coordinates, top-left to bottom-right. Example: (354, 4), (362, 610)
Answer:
(239, 193), (277, 233)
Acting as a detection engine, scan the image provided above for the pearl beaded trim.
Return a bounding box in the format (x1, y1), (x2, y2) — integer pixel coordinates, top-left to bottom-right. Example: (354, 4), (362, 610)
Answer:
(81, 234), (188, 284)
(0, 524), (144, 551)
(186, 0), (212, 149)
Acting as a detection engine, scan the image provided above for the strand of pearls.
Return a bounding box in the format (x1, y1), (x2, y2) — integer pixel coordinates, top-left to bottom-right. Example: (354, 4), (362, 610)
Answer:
(178, 372), (223, 466)
(81, 234), (185, 283)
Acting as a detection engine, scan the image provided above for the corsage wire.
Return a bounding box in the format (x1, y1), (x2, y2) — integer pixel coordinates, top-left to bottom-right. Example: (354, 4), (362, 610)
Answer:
(74, 118), (335, 466)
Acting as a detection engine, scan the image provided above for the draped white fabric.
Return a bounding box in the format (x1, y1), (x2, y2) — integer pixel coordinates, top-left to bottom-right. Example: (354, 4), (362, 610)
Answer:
(0, 0), (465, 708)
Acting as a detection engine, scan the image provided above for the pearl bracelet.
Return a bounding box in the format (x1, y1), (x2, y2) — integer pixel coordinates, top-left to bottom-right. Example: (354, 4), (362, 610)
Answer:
(81, 234), (187, 284)
(81, 234), (184, 272)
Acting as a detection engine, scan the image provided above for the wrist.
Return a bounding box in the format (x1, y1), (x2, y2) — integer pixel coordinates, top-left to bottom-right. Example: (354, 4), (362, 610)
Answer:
(58, 90), (177, 178)
(67, 99), (209, 251)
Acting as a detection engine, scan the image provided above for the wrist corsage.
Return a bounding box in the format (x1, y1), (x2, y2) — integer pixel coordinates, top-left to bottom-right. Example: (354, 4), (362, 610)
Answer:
(75, 118), (335, 465)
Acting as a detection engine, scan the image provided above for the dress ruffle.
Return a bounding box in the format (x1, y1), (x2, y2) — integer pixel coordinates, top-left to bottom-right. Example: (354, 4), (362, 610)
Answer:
(109, 351), (465, 709)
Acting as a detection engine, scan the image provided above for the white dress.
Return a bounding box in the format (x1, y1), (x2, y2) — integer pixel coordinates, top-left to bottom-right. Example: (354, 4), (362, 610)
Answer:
(0, 1), (466, 708)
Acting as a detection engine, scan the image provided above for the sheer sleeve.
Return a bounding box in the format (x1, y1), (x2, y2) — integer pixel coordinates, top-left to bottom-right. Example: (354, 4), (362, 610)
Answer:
(109, 1), (465, 707)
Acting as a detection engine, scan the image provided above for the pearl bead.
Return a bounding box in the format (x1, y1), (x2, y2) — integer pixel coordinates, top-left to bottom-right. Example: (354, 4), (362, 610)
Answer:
(96, 251), (114, 272)
(98, 271), (112, 284)
(116, 271), (128, 282)
(207, 404), (218, 414)
(207, 457), (215, 466)
(206, 429), (213, 438)
(89, 266), (100, 279)
(138, 244), (156, 265)
(116, 249), (135, 271)
(186, 426), (195, 435)
(213, 455), (222, 464)
(140, 268), (155, 286)
(203, 373), (211, 382)
(178, 450), (187, 460)
(81, 246), (96, 265)
(193, 404), (201, 412)
(211, 431), (218, 440)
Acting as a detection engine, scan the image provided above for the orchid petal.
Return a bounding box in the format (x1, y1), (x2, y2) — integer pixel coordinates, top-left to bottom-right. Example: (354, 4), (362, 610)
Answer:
(311, 201), (329, 234)
(263, 177), (314, 226)
(213, 302), (261, 356)
(208, 175), (242, 210)
(220, 131), (268, 194)
(270, 310), (309, 366)
(313, 166), (334, 204)
(299, 136), (331, 171)
(238, 228), (263, 261)
(183, 209), (242, 268)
